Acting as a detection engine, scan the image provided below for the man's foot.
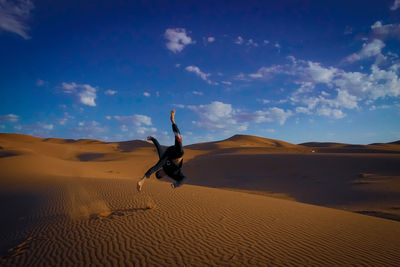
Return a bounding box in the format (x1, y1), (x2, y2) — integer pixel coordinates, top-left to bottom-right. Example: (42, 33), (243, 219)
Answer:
(137, 179), (145, 192)
(171, 177), (187, 189)
(170, 110), (176, 124)
(147, 135), (153, 141)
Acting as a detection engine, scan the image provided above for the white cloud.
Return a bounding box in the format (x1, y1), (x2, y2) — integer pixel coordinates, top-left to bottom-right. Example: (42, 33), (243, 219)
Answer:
(0, 0), (34, 39)
(41, 123), (53, 130)
(173, 104), (185, 109)
(188, 101), (248, 132)
(136, 126), (157, 135)
(36, 79), (46, 86)
(185, 65), (212, 83)
(235, 36), (259, 47)
(187, 101), (293, 132)
(72, 121), (107, 139)
(61, 82), (77, 93)
(249, 65), (283, 79)
(371, 21), (400, 39)
(303, 61), (338, 83)
(346, 39), (386, 63)
(253, 108), (292, 125)
(316, 107), (345, 119)
(295, 107), (311, 114)
(257, 99), (270, 104)
(390, 0), (400, 10)
(164, 28), (194, 53)
(207, 36), (215, 42)
(369, 104), (391, 111)
(112, 114), (152, 126)
(249, 55), (400, 119)
(104, 89), (117, 95)
(235, 72), (250, 81)
(221, 81), (232, 85)
(143, 92), (151, 97)
(0, 114), (19, 122)
(58, 112), (74, 125)
(78, 85), (96, 107)
(192, 91), (203, 95)
(235, 36), (244, 45)
(263, 40), (270, 45)
(61, 82), (97, 107)
(246, 39), (258, 47)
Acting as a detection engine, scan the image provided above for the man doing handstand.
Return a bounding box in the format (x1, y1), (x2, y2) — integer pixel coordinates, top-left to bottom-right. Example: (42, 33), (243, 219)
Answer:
(137, 110), (187, 191)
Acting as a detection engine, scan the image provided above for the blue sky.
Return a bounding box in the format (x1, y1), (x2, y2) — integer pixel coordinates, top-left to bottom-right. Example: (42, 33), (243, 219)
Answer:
(1, 0), (400, 145)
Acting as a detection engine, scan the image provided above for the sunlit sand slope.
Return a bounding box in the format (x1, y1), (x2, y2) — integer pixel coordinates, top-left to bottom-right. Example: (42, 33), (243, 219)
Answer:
(0, 178), (399, 266)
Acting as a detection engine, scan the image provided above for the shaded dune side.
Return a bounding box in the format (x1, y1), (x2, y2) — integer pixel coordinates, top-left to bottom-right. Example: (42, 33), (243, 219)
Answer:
(184, 153), (400, 217)
(1, 178), (399, 266)
(300, 141), (400, 153)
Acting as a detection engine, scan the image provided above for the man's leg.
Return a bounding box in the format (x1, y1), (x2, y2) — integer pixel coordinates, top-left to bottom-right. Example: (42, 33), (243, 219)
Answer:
(172, 124), (183, 156)
(155, 169), (166, 179)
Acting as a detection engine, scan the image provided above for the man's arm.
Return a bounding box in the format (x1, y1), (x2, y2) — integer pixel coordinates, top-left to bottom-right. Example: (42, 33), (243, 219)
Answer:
(144, 156), (168, 178)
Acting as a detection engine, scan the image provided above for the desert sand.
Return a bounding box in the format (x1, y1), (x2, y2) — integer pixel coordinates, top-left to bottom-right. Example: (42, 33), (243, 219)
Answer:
(0, 133), (399, 266)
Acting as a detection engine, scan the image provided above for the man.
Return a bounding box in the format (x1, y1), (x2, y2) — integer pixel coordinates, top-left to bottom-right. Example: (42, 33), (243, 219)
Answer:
(137, 110), (187, 191)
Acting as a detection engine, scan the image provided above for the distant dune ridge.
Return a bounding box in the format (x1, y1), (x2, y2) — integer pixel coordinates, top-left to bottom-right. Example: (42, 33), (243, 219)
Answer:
(0, 133), (399, 265)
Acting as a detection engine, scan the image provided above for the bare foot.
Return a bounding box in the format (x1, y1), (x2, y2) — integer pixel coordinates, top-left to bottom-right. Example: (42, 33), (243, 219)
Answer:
(170, 110), (176, 124)
(137, 179), (145, 192)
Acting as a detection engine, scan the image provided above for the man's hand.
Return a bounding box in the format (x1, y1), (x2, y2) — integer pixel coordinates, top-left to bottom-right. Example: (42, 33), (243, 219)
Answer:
(170, 110), (176, 124)
(147, 135), (152, 140)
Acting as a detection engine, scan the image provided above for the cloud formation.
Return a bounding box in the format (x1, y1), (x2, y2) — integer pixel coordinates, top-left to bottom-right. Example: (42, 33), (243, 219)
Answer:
(164, 28), (194, 53)
(188, 101), (249, 132)
(61, 82), (97, 107)
(192, 91), (203, 95)
(185, 65), (213, 84)
(104, 89), (117, 95)
(72, 121), (107, 139)
(112, 114), (152, 126)
(235, 36), (244, 45)
(346, 39), (386, 63)
(187, 101), (292, 132)
(371, 21), (400, 39)
(248, 52), (400, 119)
(0, 113), (19, 122)
(110, 114), (157, 136)
(0, 0), (34, 39)
(390, 0), (400, 10)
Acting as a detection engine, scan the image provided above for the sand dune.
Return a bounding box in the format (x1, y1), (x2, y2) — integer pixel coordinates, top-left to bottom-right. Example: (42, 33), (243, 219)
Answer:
(1, 177), (399, 266)
(186, 134), (311, 154)
(1, 133), (400, 265)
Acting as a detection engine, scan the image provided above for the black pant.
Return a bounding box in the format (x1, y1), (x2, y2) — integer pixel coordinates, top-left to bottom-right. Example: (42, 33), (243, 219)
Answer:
(144, 123), (185, 182)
